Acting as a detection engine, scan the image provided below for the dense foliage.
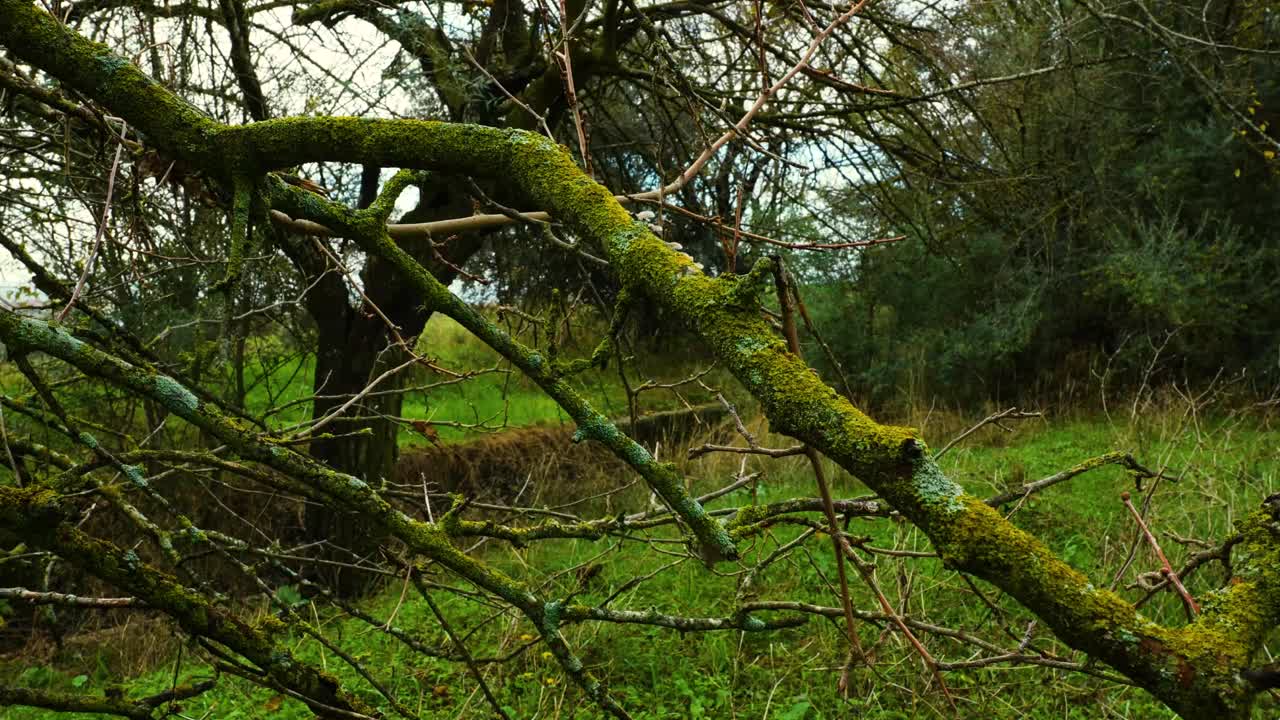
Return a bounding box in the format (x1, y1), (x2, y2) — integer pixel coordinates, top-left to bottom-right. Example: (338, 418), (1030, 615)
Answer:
(789, 0), (1280, 407)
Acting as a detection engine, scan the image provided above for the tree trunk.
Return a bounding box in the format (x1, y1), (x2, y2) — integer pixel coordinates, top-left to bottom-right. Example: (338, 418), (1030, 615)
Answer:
(302, 310), (405, 594)
(299, 177), (478, 596)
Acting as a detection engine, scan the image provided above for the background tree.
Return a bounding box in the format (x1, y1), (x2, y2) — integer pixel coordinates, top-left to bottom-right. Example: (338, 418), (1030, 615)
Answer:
(791, 0), (1280, 409)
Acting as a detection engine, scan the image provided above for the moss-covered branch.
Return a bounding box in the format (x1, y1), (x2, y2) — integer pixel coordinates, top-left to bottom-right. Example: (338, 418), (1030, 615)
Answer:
(0, 485), (361, 717)
(0, 309), (534, 596)
(0, 1), (217, 161)
(559, 604), (808, 633)
(265, 175), (738, 562)
(0, 680), (216, 719)
(985, 450), (1160, 507)
(0, 309), (629, 716)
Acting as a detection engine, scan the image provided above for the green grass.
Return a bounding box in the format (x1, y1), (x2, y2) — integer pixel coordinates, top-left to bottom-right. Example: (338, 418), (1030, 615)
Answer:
(3, 309), (1277, 719)
(6, 406), (1279, 719)
(236, 313), (729, 446)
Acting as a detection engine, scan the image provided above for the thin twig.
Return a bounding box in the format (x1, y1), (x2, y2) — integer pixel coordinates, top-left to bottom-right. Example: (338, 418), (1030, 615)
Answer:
(0, 587), (138, 607)
(59, 120), (127, 321)
(936, 406), (1042, 459)
(773, 257), (867, 690)
(418, 579), (514, 720)
(1120, 491), (1199, 615)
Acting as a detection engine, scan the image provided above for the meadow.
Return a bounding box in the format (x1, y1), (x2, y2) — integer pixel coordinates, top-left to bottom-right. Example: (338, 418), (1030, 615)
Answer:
(238, 313), (728, 446)
(3, 317), (1278, 720)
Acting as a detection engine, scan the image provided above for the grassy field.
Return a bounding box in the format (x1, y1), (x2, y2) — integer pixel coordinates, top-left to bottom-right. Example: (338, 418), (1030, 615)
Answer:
(4, 394), (1278, 719)
(235, 312), (730, 447)
(3, 305), (1278, 719)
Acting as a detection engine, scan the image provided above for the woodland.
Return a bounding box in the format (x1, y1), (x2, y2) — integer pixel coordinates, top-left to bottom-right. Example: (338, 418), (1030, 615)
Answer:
(0, 0), (1278, 718)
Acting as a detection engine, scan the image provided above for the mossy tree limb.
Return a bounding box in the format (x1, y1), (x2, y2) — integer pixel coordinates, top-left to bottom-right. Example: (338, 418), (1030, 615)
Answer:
(248, 126), (1280, 719)
(0, 485), (362, 718)
(0, 680), (217, 719)
(0, 309), (627, 717)
(265, 175), (738, 563)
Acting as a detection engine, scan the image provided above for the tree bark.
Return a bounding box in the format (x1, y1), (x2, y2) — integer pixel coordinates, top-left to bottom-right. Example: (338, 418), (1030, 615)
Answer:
(299, 178), (478, 595)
